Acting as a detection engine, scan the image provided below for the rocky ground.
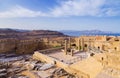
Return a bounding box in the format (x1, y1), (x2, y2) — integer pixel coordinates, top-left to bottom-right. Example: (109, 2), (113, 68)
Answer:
(0, 54), (76, 78)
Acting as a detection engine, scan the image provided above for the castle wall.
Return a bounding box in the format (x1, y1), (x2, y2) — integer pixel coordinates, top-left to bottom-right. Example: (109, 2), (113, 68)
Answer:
(0, 37), (64, 54)
(16, 40), (47, 54)
(0, 39), (49, 54)
(0, 39), (17, 53)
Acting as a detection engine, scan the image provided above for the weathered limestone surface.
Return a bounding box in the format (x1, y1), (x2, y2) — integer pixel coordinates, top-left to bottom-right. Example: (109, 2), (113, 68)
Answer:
(0, 39), (49, 54)
(0, 39), (17, 53)
(70, 57), (103, 78)
(33, 51), (104, 78)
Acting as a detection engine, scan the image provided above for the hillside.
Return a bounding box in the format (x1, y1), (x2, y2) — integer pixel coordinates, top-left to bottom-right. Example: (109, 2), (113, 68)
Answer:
(0, 29), (67, 39)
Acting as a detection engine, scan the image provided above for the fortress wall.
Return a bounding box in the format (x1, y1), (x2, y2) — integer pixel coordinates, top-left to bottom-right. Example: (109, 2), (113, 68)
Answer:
(0, 39), (17, 53)
(0, 38), (63, 54)
(0, 39), (49, 54)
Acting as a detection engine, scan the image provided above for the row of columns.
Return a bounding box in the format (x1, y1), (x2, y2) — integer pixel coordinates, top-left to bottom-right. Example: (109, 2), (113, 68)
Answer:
(64, 37), (92, 56)
(64, 37), (74, 56)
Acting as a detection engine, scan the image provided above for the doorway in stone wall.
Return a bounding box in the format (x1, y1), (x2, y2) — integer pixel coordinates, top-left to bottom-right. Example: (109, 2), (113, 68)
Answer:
(98, 46), (100, 50)
(114, 47), (117, 51)
(84, 44), (88, 51)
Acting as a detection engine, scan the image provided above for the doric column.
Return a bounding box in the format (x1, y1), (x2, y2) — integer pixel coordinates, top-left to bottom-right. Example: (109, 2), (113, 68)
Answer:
(81, 38), (84, 51)
(64, 40), (67, 55)
(78, 38), (80, 51)
(69, 37), (71, 48)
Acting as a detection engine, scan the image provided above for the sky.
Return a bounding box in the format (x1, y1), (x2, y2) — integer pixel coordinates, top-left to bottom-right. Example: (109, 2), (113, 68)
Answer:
(0, 0), (120, 32)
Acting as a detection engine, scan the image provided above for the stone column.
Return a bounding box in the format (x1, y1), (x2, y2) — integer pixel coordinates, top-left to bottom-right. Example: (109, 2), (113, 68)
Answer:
(81, 38), (84, 51)
(88, 39), (91, 52)
(78, 38), (80, 51)
(64, 40), (67, 55)
(69, 37), (71, 48)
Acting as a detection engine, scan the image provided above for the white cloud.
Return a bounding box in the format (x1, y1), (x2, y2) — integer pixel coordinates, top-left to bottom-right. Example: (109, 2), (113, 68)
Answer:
(51, 0), (104, 16)
(0, 5), (47, 18)
(104, 8), (120, 16)
(0, 0), (119, 18)
(51, 0), (120, 17)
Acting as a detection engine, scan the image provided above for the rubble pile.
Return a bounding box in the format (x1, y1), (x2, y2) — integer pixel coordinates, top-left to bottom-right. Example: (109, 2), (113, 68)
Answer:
(0, 54), (31, 78)
(52, 68), (76, 78)
(21, 59), (77, 78)
(0, 54), (77, 78)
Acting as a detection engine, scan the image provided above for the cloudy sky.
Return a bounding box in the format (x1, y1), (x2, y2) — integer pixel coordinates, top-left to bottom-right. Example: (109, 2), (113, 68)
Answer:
(0, 0), (120, 32)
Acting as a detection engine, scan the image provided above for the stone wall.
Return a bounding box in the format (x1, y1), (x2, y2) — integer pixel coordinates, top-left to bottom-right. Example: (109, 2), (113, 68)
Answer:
(0, 37), (66, 54)
(0, 39), (17, 53)
(16, 40), (49, 54)
(0, 39), (49, 54)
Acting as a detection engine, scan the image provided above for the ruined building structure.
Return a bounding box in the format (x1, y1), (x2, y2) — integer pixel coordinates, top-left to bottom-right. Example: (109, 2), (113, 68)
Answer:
(76, 36), (120, 52)
(33, 36), (120, 78)
(1, 34), (120, 78)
